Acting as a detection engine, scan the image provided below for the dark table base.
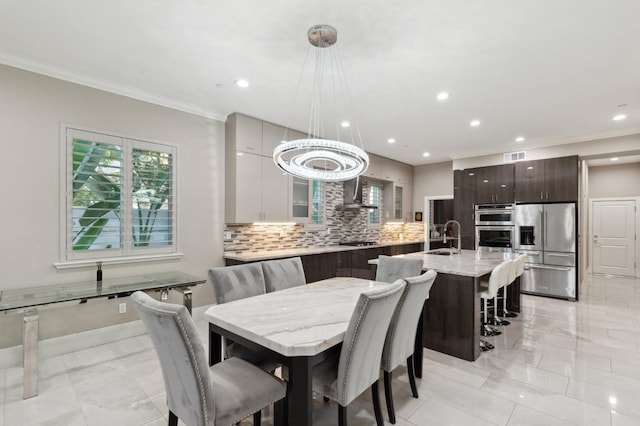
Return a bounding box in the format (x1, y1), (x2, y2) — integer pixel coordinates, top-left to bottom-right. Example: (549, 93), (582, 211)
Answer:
(209, 323), (339, 426)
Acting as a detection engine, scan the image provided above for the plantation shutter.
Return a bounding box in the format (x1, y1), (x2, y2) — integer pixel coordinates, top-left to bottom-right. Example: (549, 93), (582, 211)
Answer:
(68, 129), (124, 258)
(130, 140), (175, 251)
(64, 128), (176, 261)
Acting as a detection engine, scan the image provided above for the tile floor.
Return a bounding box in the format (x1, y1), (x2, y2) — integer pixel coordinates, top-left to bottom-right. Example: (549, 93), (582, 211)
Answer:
(1, 274), (640, 425)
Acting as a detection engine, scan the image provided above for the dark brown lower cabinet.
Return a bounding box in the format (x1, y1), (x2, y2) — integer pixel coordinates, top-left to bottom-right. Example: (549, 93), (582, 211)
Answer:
(300, 252), (338, 283)
(335, 251), (352, 277)
(351, 247), (389, 279)
(224, 242), (426, 282)
(389, 242), (423, 255)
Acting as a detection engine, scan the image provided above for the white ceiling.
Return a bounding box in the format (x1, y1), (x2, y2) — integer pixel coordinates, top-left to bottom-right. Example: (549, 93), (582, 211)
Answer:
(1, 0), (639, 166)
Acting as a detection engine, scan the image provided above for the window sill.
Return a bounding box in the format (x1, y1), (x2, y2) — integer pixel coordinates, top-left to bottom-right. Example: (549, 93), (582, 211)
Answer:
(54, 253), (184, 270)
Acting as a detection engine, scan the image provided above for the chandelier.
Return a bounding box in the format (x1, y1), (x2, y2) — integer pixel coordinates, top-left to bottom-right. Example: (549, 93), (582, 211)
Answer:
(273, 25), (369, 182)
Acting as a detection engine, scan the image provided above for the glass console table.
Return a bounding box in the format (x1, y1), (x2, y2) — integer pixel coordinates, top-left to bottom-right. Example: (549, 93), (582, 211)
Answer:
(0, 271), (206, 399)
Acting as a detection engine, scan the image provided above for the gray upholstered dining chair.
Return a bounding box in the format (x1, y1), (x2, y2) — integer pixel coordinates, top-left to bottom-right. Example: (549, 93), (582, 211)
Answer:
(312, 280), (406, 426)
(261, 257), (306, 292)
(131, 291), (286, 426)
(381, 270), (437, 424)
(208, 263), (266, 305)
(208, 264), (278, 370)
(375, 255), (424, 283)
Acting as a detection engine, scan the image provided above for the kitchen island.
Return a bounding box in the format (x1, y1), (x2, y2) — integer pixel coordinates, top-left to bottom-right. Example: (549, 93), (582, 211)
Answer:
(369, 249), (518, 361)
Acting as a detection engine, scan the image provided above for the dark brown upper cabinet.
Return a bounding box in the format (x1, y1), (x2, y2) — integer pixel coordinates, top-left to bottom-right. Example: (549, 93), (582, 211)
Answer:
(474, 164), (515, 204)
(453, 169), (477, 250)
(515, 155), (578, 203)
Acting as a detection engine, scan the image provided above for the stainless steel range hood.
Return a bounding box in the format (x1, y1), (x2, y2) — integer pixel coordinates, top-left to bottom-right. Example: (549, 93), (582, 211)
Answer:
(335, 177), (378, 209)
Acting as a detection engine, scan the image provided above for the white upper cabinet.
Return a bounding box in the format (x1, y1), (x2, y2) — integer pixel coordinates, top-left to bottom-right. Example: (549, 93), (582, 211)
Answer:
(233, 114), (262, 154)
(226, 113), (319, 223)
(261, 156), (289, 221)
(379, 157), (412, 184)
(262, 121), (285, 157)
(232, 152), (264, 223)
(226, 114), (290, 223)
(363, 153), (382, 179)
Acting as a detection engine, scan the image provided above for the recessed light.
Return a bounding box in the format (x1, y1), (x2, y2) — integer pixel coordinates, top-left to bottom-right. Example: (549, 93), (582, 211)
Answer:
(387, 138), (396, 144)
(483, 179), (489, 183)
(527, 166), (534, 170)
(422, 152), (430, 157)
(515, 137), (525, 142)
(470, 120), (481, 127)
(436, 92), (450, 101)
(468, 172), (475, 176)
(610, 157), (619, 161)
(237, 152), (244, 156)
(234, 79), (249, 88)
(613, 114), (627, 121)
(341, 121), (350, 128)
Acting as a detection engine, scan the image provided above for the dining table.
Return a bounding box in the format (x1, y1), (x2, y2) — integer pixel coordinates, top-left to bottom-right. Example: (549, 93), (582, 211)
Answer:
(204, 276), (422, 426)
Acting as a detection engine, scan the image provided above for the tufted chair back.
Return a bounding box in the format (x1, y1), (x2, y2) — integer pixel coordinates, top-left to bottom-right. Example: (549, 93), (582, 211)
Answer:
(375, 255), (424, 283)
(382, 270), (437, 372)
(131, 291), (214, 426)
(208, 263), (266, 304)
(335, 280), (405, 406)
(262, 257), (307, 292)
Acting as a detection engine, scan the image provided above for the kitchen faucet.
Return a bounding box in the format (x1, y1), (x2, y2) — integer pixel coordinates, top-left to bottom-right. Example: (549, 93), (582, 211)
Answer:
(442, 219), (462, 254)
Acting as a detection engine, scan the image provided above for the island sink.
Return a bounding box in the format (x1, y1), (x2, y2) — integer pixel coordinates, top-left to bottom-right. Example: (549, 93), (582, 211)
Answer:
(425, 249), (459, 256)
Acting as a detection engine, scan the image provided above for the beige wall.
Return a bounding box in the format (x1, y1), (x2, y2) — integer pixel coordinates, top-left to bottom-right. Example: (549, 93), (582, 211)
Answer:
(0, 64), (225, 348)
(588, 162), (640, 198)
(412, 161), (454, 212)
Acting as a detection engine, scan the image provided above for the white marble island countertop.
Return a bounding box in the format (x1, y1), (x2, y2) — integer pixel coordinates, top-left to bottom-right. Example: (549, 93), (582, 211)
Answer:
(369, 249), (517, 278)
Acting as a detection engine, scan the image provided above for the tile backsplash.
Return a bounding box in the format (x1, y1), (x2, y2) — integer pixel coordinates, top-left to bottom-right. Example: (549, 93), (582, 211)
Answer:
(224, 180), (424, 253)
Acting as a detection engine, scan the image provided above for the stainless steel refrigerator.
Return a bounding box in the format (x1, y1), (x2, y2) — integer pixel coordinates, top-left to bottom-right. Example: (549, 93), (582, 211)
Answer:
(514, 203), (577, 300)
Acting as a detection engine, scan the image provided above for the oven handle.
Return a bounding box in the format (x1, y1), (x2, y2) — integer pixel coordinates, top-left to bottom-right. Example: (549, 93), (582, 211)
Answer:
(475, 225), (514, 231)
(475, 209), (514, 214)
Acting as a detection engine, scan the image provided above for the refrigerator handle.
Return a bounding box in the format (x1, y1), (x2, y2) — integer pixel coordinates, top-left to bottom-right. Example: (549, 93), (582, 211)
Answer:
(544, 211), (548, 247)
(540, 210), (545, 247)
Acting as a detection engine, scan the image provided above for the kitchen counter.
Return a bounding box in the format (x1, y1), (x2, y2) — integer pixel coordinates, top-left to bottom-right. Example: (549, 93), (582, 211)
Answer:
(223, 240), (424, 262)
(368, 249), (516, 278)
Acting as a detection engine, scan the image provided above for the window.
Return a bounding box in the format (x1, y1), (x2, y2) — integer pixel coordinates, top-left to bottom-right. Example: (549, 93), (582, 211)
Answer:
(61, 127), (177, 265)
(368, 182), (381, 226)
(291, 178), (324, 226)
(310, 180), (324, 225)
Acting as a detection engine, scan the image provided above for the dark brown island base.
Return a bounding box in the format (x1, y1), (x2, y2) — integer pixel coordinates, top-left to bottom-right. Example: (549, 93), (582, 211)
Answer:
(370, 249), (521, 362)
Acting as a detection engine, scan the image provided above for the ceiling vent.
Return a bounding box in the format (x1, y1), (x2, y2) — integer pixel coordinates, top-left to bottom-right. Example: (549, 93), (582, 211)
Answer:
(503, 151), (526, 163)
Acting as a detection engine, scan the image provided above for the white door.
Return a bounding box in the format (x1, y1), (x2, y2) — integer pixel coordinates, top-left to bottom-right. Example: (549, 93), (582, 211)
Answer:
(592, 200), (636, 276)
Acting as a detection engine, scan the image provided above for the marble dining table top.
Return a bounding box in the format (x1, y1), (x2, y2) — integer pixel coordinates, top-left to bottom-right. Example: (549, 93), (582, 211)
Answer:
(369, 249), (518, 278)
(204, 277), (392, 357)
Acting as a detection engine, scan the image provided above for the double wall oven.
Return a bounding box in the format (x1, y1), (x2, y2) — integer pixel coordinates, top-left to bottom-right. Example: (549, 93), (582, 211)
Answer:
(475, 204), (514, 252)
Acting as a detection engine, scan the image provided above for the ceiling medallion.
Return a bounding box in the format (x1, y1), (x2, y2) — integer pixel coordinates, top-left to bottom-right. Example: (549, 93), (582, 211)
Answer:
(273, 25), (368, 182)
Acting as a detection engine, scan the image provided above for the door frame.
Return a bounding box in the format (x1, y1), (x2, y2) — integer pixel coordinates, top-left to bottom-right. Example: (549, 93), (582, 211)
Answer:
(424, 195), (454, 248)
(588, 197), (640, 278)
